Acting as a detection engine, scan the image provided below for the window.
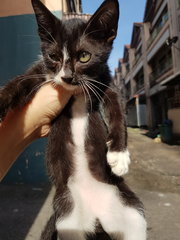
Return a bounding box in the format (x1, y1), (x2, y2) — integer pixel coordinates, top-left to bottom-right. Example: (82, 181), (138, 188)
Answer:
(134, 69), (144, 92)
(149, 45), (173, 85)
(148, 6), (169, 47)
(177, 0), (180, 8)
(126, 82), (131, 100)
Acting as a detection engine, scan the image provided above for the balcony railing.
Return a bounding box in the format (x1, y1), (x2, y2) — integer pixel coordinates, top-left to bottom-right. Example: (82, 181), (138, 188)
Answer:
(133, 82), (144, 94)
(133, 52), (142, 67)
(149, 58), (173, 87)
(147, 12), (168, 48)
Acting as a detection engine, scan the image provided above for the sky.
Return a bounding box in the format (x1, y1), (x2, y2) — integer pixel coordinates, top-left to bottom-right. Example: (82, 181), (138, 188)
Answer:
(82, 0), (146, 74)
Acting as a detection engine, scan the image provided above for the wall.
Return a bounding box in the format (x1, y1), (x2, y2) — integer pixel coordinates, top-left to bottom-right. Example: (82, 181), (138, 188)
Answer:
(0, 0), (62, 17)
(168, 108), (180, 134)
(0, 0), (62, 184)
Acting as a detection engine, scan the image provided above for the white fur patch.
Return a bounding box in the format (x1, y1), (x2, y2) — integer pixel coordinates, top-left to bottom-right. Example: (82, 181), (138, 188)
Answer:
(107, 150), (131, 176)
(54, 46), (74, 90)
(63, 46), (69, 62)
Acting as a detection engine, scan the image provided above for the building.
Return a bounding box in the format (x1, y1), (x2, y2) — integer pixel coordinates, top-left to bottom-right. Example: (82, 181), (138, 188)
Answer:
(115, 0), (180, 138)
(0, 0), (82, 183)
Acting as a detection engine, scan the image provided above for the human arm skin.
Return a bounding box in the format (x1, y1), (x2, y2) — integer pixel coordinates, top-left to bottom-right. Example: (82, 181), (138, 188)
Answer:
(0, 83), (72, 181)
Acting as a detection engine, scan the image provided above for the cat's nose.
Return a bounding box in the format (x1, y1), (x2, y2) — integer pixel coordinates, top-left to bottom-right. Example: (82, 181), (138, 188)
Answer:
(61, 77), (73, 84)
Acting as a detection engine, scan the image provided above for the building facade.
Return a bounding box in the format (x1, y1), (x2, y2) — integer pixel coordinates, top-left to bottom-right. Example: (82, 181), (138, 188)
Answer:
(115, 0), (180, 137)
(0, 0), (82, 183)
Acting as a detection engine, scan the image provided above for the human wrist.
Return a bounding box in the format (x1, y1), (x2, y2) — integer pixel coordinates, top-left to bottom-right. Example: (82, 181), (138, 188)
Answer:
(0, 108), (36, 181)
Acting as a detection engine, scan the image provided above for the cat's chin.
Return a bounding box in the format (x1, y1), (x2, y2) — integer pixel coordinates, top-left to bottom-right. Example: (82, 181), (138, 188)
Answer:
(55, 81), (83, 96)
(55, 80), (79, 91)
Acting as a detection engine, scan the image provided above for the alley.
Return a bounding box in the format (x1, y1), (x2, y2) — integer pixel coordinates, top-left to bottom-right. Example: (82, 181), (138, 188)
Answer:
(125, 128), (180, 240)
(0, 128), (180, 240)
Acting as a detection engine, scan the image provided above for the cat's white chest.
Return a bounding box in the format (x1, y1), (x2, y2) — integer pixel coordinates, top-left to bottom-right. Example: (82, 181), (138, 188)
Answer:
(69, 96), (118, 220)
(71, 96), (88, 149)
(70, 96), (90, 179)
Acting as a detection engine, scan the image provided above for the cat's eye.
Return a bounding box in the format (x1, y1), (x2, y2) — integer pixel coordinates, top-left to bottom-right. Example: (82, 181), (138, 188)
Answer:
(48, 53), (59, 62)
(79, 52), (91, 63)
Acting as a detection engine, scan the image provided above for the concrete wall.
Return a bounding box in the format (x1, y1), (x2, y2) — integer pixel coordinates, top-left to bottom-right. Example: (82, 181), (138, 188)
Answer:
(168, 108), (180, 134)
(0, 0), (62, 17)
(168, 0), (180, 73)
(0, 0), (62, 85)
(0, 14), (40, 85)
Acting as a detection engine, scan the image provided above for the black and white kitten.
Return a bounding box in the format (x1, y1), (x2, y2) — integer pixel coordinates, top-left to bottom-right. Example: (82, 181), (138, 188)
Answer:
(0, 0), (146, 239)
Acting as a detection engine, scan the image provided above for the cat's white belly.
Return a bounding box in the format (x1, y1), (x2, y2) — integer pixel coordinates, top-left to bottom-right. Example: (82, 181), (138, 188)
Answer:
(56, 96), (146, 239)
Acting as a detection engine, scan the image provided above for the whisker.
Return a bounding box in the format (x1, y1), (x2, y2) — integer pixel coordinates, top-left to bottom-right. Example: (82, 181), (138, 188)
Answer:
(27, 79), (53, 98)
(41, 36), (56, 45)
(87, 81), (112, 105)
(83, 82), (93, 112)
(17, 74), (47, 79)
(15, 74), (47, 85)
(79, 81), (87, 104)
(86, 78), (113, 91)
(87, 82), (104, 104)
(85, 82), (104, 104)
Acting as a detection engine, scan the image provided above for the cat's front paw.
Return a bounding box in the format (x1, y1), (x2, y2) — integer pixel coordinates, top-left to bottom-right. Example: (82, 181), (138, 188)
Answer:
(107, 150), (131, 176)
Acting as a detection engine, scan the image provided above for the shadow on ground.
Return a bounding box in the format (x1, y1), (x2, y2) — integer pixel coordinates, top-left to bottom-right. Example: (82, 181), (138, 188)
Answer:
(0, 184), (51, 240)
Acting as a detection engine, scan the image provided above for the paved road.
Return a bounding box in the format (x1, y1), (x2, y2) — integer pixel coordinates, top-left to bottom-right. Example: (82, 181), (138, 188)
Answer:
(125, 128), (180, 240)
(0, 128), (179, 240)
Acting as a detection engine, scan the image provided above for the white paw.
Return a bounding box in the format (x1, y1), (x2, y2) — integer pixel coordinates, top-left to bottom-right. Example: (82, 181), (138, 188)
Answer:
(107, 150), (131, 176)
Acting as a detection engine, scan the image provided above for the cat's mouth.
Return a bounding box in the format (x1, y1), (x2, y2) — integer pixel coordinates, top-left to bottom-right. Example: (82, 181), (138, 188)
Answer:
(61, 77), (78, 85)
(53, 76), (80, 92)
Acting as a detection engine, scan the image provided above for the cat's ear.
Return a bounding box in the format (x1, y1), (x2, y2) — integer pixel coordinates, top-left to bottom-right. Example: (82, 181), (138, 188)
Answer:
(84, 0), (119, 44)
(31, 0), (59, 43)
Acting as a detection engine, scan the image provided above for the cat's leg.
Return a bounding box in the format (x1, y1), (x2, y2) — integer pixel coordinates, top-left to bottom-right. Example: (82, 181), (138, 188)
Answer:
(56, 208), (87, 240)
(56, 213), (86, 240)
(86, 231), (111, 240)
(40, 214), (57, 240)
(0, 74), (45, 121)
(98, 194), (146, 240)
(102, 89), (131, 177)
(100, 207), (146, 240)
(56, 201), (96, 240)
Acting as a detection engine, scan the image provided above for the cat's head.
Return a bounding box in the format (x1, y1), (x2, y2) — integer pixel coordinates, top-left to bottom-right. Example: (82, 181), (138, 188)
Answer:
(32, 0), (119, 92)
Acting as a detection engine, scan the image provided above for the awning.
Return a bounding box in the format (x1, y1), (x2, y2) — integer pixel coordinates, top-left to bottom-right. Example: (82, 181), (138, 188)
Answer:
(160, 71), (180, 86)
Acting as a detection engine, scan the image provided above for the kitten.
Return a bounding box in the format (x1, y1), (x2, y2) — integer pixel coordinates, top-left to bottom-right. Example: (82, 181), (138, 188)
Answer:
(0, 0), (147, 239)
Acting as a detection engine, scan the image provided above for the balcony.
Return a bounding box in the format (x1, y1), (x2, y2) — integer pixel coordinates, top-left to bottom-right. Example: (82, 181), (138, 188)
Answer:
(133, 51), (142, 67)
(125, 83), (131, 100)
(134, 83), (144, 94)
(133, 78), (144, 94)
(149, 58), (173, 87)
(147, 10), (168, 48)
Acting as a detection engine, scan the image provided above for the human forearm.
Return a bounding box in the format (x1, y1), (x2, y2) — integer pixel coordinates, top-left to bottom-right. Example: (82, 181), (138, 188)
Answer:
(0, 107), (37, 181)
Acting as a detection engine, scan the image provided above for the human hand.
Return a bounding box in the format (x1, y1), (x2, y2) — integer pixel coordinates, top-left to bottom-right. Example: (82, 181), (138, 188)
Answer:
(24, 83), (72, 137)
(0, 83), (72, 180)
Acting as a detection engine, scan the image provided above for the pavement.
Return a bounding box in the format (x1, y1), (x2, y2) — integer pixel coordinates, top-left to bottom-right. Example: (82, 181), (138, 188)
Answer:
(0, 128), (180, 240)
(126, 128), (180, 194)
(125, 128), (180, 240)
